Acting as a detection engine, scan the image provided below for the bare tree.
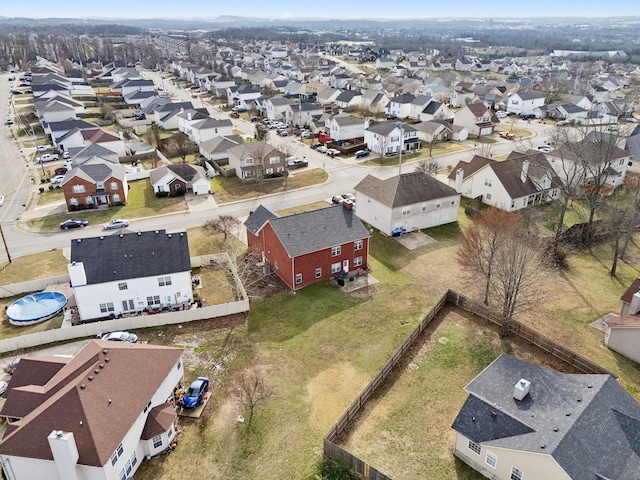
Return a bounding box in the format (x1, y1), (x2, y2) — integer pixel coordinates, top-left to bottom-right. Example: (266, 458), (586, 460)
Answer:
(173, 131), (191, 163)
(457, 208), (524, 306)
(473, 139), (494, 159)
(204, 215), (241, 242)
(414, 157), (441, 176)
(232, 369), (274, 426)
(620, 176), (640, 260)
(491, 231), (548, 337)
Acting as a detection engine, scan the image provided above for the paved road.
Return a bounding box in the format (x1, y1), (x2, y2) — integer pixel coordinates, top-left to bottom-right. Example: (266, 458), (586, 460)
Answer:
(0, 70), (556, 262)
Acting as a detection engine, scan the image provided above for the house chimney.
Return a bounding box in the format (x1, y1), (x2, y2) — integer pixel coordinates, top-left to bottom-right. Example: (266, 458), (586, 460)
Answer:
(513, 378), (531, 401)
(68, 262), (87, 287)
(48, 430), (80, 480)
(455, 168), (463, 193)
(629, 291), (640, 315)
(521, 159), (529, 183)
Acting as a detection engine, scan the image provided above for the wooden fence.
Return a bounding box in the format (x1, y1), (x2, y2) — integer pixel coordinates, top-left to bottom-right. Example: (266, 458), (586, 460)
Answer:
(323, 289), (616, 479)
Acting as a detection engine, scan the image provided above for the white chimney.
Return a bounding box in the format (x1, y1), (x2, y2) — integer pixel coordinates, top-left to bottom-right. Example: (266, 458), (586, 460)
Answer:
(48, 430), (80, 480)
(513, 378), (531, 401)
(521, 159), (529, 183)
(68, 262), (87, 287)
(630, 291), (640, 315)
(455, 168), (464, 193)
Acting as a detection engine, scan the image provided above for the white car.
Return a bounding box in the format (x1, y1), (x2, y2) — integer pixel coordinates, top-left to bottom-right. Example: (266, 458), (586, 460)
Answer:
(103, 219), (130, 230)
(36, 145), (51, 152)
(0, 195), (4, 207)
(50, 175), (65, 184)
(496, 111), (508, 118)
(37, 153), (59, 163)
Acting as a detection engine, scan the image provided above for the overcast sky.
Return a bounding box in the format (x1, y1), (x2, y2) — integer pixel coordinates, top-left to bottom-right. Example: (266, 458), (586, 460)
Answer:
(1, 0), (637, 20)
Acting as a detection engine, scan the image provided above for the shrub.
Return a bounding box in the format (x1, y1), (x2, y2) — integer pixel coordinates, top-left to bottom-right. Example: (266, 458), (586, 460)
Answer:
(155, 191), (170, 198)
(38, 187), (45, 193)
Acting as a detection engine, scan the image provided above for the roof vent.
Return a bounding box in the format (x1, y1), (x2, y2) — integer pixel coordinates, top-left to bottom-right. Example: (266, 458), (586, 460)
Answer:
(99, 363), (104, 369)
(587, 384), (593, 389)
(180, 232), (184, 237)
(99, 236), (104, 240)
(138, 231), (141, 236)
(113, 271), (116, 275)
(553, 427), (559, 432)
(104, 357), (109, 362)
(88, 375), (94, 381)
(565, 412), (571, 416)
(513, 378), (531, 401)
(577, 398), (582, 402)
(491, 411), (497, 418)
(168, 234), (172, 238)
(76, 239), (81, 243)
(540, 444), (546, 449)
(102, 350), (108, 355)
(94, 369), (100, 374)
(80, 384), (86, 389)
(155, 230), (159, 233)
(108, 399), (112, 405)
(56, 430), (63, 438)
(119, 234), (123, 238)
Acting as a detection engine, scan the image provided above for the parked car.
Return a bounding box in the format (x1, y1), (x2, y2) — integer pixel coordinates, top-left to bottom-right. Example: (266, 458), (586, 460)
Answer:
(5, 118), (12, 125)
(50, 175), (65, 184)
(341, 193), (356, 203)
(277, 129), (288, 136)
(496, 111), (508, 118)
(11, 90), (23, 95)
(608, 125), (620, 131)
(232, 106), (247, 113)
(537, 145), (551, 153)
(103, 219), (130, 230)
(3, 358), (20, 375)
(182, 377), (210, 408)
(0, 380), (7, 395)
(102, 331), (138, 343)
(326, 148), (341, 156)
(36, 145), (51, 152)
(355, 149), (370, 158)
(63, 151), (71, 159)
(229, 111), (240, 118)
(332, 195), (345, 204)
(37, 153), (59, 163)
(55, 167), (68, 176)
(288, 159), (308, 169)
(310, 143), (323, 150)
(316, 145), (328, 153)
(60, 219), (88, 230)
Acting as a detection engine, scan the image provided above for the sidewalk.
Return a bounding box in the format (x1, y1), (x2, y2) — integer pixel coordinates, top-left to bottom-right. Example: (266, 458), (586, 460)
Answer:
(20, 200), (67, 221)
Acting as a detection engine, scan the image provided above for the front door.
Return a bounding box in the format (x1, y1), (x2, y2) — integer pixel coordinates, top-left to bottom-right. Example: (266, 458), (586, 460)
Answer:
(343, 259), (349, 273)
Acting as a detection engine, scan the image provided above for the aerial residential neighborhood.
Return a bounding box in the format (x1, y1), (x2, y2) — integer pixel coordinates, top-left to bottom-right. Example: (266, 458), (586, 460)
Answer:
(1, 5), (640, 480)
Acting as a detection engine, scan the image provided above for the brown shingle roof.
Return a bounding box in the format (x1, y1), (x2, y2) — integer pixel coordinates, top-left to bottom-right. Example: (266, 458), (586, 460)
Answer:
(0, 341), (182, 467)
(141, 404), (177, 440)
(447, 155), (495, 180)
(621, 278), (640, 303)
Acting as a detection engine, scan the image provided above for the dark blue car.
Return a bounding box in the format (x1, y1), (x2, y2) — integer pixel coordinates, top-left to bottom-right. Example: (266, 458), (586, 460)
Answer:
(182, 377), (209, 408)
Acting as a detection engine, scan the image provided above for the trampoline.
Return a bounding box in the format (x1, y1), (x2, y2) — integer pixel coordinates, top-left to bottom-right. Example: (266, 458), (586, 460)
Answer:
(6, 292), (68, 326)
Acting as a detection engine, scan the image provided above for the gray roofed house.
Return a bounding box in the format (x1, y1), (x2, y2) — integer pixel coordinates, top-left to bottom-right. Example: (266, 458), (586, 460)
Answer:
(452, 354), (640, 480)
(354, 172), (460, 235)
(150, 163), (211, 195)
(245, 205), (371, 290)
(198, 134), (244, 162)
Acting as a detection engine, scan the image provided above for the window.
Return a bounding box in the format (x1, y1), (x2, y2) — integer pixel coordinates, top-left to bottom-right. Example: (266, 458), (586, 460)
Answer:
(244, 157), (254, 165)
(112, 194), (121, 203)
(269, 156), (280, 164)
(274, 260), (279, 270)
(167, 425), (173, 438)
(147, 295), (161, 306)
(486, 193), (492, 200)
(118, 282), (128, 291)
(72, 184), (86, 193)
(111, 451), (119, 467)
(484, 178), (492, 187)
(511, 200), (516, 209)
(69, 197), (79, 206)
(315, 268), (322, 278)
(422, 204), (427, 212)
(96, 182), (104, 189)
(486, 451), (497, 468)
(158, 276), (172, 286)
(620, 159), (624, 166)
(110, 182), (119, 191)
(331, 245), (341, 256)
(117, 443), (124, 456)
(468, 440), (481, 455)
(153, 434), (163, 448)
(99, 302), (115, 313)
(119, 469), (126, 480)
(295, 273), (302, 284)
(436, 201), (442, 209)
(354, 256), (363, 267)
(354, 240), (363, 251)
(129, 451), (137, 470)
(265, 167), (274, 175)
(331, 262), (341, 274)
(510, 466), (523, 480)
(450, 199), (456, 206)
(402, 206), (411, 216)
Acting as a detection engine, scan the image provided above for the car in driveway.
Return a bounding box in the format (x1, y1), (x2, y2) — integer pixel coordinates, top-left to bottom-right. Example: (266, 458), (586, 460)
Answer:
(341, 193), (356, 203)
(537, 145), (552, 153)
(51, 175), (65, 184)
(496, 111), (508, 118)
(182, 377), (210, 408)
(287, 159), (308, 169)
(229, 111), (240, 118)
(277, 129), (288, 136)
(60, 219), (88, 230)
(36, 145), (51, 152)
(102, 331), (138, 343)
(310, 143), (323, 150)
(5, 118), (13, 125)
(316, 145), (328, 153)
(326, 148), (341, 156)
(54, 167), (68, 176)
(103, 219), (130, 230)
(355, 149), (369, 158)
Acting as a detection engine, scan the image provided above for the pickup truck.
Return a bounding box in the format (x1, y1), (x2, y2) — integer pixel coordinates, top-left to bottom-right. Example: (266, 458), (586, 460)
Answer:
(37, 153), (60, 163)
(498, 131), (515, 140)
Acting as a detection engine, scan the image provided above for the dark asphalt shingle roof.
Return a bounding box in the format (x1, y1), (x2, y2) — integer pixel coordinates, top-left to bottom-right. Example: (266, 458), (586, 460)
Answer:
(452, 354), (640, 480)
(70, 230), (191, 285)
(355, 172), (458, 208)
(244, 205), (370, 257)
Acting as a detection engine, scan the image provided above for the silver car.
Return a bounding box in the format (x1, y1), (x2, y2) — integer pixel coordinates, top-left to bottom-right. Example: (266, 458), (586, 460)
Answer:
(103, 219), (130, 230)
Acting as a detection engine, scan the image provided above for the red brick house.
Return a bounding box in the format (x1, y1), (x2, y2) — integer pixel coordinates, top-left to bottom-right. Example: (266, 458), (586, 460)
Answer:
(61, 163), (128, 211)
(244, 204), (371, 290)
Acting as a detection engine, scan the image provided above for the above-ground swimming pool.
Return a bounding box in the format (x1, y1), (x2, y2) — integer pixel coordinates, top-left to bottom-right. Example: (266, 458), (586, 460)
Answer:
(5, 292), (68, 326)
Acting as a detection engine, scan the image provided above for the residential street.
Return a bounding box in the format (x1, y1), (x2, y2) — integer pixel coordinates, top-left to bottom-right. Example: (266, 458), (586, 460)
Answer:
(0, 71), (555, 263)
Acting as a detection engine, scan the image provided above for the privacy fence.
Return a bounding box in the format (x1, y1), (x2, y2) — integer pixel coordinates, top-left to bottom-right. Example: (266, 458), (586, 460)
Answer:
(0, 253), (249, 355)
(323, 289), (616, 480)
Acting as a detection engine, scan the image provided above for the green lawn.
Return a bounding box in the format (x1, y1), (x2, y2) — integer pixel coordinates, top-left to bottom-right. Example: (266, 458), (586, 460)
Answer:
(27, 179), (188, 230)
(37, 188), (65, 206)
(0, 250), (69, 284)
